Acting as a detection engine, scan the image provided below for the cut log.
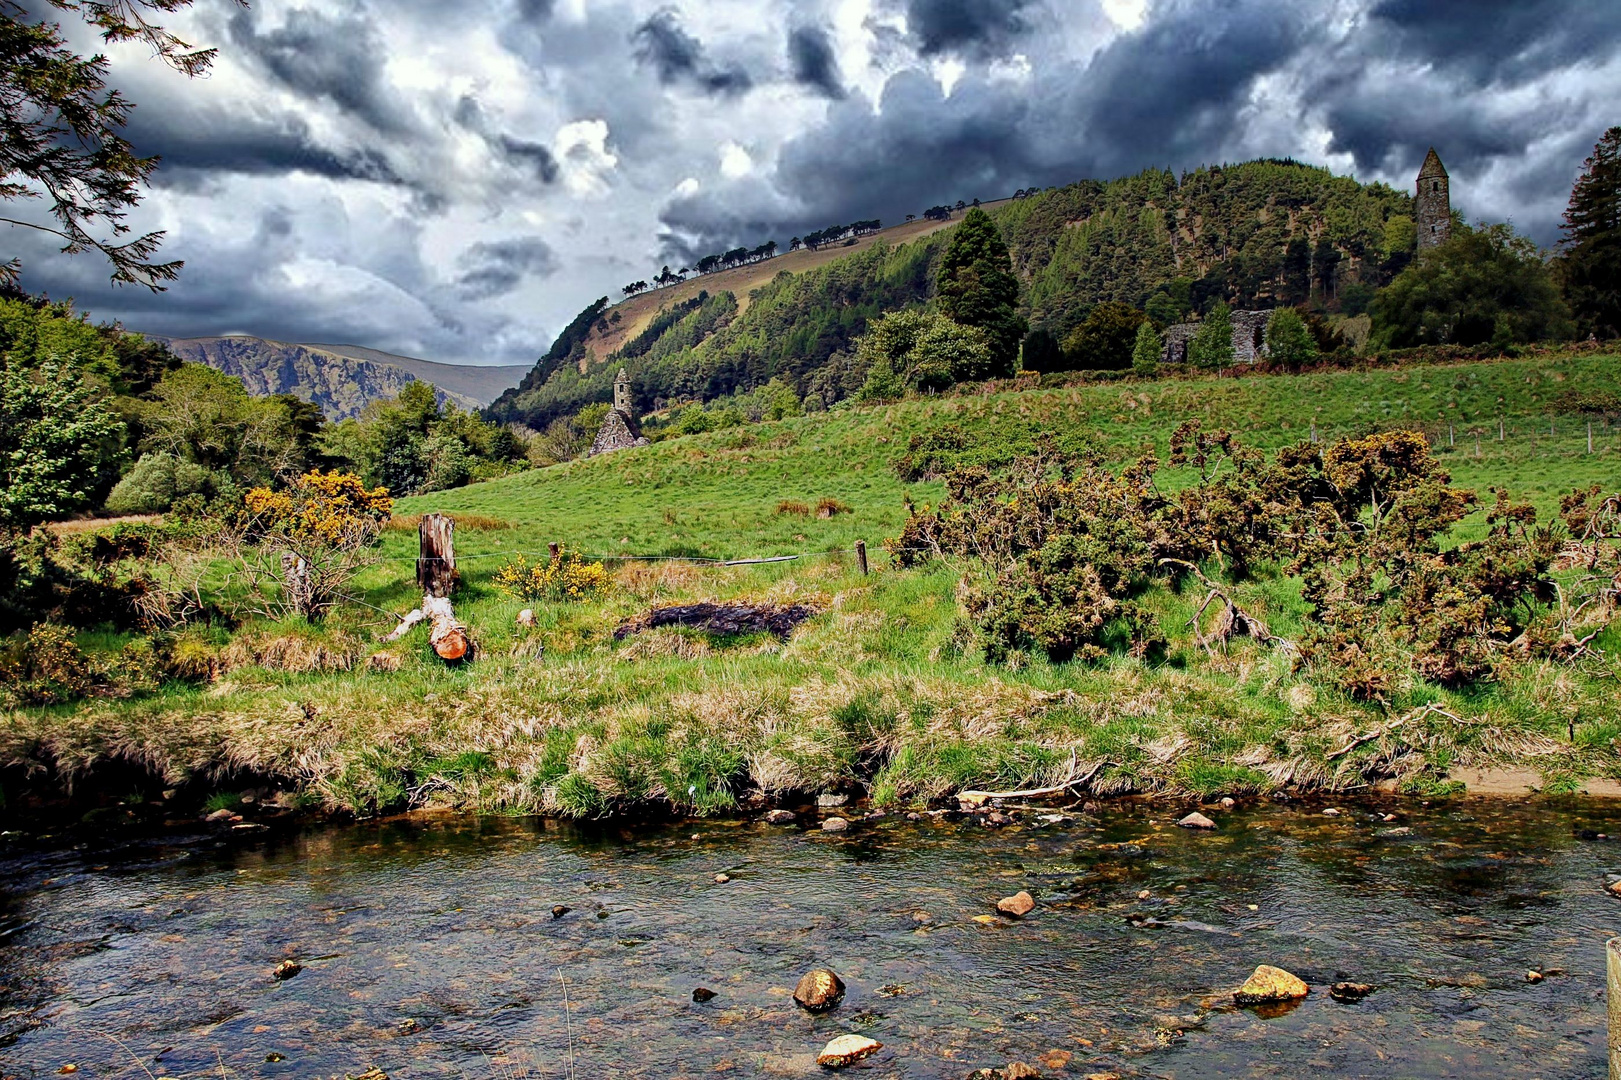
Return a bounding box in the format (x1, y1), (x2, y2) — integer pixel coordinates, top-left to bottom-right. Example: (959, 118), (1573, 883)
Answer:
(383, 594), (474, 663)
(424, 594), (472, 663)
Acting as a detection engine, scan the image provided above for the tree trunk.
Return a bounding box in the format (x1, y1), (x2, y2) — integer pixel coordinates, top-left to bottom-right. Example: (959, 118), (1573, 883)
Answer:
(417, 513), (456, 598)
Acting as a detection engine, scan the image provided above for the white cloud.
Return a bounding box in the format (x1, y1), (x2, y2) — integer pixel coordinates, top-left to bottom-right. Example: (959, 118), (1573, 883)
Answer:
(719, 141), (754, 178)
(552, 119), (619, 198)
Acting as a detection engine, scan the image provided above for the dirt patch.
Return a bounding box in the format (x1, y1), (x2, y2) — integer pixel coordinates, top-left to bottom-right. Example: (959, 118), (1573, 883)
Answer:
(1447, 767), (1621, 797)
(614, 602), (820, 640)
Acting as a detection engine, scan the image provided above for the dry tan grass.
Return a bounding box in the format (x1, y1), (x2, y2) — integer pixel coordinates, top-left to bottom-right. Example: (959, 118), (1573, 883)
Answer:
(221, 631), (367, 674)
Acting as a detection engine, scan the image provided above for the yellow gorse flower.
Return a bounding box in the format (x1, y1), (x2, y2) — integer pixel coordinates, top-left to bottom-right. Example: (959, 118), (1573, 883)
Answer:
(493, 549), (611, 602)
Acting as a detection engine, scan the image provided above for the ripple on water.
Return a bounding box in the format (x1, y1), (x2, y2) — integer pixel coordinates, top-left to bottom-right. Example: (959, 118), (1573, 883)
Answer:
(0, 800), (1616, 1078)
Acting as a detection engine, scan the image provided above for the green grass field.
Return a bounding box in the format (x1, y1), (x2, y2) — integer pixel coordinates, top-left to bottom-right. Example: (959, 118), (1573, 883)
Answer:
(6, 350), (1620, 822)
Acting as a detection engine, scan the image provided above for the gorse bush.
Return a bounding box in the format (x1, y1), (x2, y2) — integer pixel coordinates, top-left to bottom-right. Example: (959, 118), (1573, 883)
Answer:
(237, 471), (393, 620)
(493, 549), (612, 602)
(890, 423), (1613, 689)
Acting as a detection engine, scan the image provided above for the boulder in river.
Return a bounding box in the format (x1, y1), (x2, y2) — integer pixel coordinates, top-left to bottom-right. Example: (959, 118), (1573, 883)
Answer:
(818, 793), (849, 808)
(272, 959), (302, 981)
(1605, 879), (1621, 898)
(794, 968), (846, 1012)
(822, 817), (849, 833)
(762, 809), (796, 825)
(1235, 965), (1309, 1004)
(1329, 981), (1374, 1002)
(997, 891), (1036, 917)
(552, 905), (571, 919)
(692, 987), (716, 1002)
(1178, 812), (1217, 830)
(1005, 1064), (1042, 1079)
(713, 873), (731, 884)
(816, 1034), (881, 1068)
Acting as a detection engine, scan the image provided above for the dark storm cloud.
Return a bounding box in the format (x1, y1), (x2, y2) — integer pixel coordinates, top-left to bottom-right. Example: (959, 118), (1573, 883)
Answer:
(662, 0), (1306, 253)
(125, 108), (405, 187)
(228, 7), (416, 135)
(454, 237), (560, 300)
(1367, 0), (1621, 86)
(514, 0), (556, 21)
(788, 26), (846, 99)
(452, 94), (560, 185)
(905, 0), (1034, 58)
(632, 9), (754, 96)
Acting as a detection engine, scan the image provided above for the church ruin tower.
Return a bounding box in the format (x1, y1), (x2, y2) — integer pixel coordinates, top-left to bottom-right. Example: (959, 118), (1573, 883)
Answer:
(613, 367), (633, 415)
(1416, 148), (1451, 250)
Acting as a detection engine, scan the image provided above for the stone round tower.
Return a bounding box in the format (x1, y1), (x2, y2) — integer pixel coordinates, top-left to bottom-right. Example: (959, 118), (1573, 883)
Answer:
(1416, 148), (1450, 250)
(613, 367), (632, 415)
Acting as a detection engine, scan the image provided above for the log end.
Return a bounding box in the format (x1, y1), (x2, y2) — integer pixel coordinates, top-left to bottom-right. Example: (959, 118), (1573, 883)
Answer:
(434, 630), (471, 663)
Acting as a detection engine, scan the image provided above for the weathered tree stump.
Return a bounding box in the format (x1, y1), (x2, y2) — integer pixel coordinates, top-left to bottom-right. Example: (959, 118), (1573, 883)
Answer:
(386, 513), (473, 663)
(417, 513), (456, 598)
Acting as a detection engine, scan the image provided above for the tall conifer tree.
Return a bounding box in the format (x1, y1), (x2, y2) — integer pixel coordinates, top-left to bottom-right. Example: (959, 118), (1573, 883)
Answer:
(936, 208), (1025, 375)
(1559, 127), (1621, 338)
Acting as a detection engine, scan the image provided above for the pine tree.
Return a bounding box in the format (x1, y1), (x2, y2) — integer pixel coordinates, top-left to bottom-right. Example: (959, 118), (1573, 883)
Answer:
(1559, 127), (1621, 338)
(937, 208), (1026, 375)
(1188, 303), (1234, 372)
(1130, 320), (1161, 376)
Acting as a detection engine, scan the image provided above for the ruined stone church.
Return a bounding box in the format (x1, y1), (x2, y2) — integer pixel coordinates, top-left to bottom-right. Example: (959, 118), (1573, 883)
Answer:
(588, 368), (650, 456)
(1161, 148), (1453, 365)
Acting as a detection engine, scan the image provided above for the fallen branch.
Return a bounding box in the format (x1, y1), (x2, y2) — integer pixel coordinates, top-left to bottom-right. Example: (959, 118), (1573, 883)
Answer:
(1159, 559), (1296, 654)
(1326, 702), (1462, 760)
(958, 757), (1109, 802)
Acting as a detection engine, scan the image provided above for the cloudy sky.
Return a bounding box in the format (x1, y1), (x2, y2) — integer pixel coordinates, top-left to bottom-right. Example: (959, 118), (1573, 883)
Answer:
(12, 0), (1621, 364)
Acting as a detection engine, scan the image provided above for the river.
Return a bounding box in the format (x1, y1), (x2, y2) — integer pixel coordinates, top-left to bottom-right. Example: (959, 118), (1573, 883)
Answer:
(2, 798), (1617, 1078)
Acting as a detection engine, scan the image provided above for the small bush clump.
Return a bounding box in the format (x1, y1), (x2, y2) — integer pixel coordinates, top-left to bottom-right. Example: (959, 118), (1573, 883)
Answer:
(492, 550), (612, 602)
(776, 500), (811, 516)
(815, 497), (851, 519)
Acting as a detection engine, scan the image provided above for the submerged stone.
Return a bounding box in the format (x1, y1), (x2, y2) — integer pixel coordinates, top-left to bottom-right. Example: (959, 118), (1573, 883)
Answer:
(1329, 981), (1375, 1002)
(762, 809), (796, 824)
(997, 891), (1036, 917)
(822, 817), (849, 833)
(1178, 812), (1217, 830)
(794, 968), (846, 1012)
(1235, 965), (1309, 1004)
(272, 959), (302, 981)
(816, 1034), (880, 1068)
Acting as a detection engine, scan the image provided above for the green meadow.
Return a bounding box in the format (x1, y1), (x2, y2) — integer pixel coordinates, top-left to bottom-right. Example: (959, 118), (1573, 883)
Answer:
(7, 349), (1621, 820)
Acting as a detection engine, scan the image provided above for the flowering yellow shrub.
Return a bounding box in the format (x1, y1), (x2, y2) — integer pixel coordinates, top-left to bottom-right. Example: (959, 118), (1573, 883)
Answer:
(244, 471), (392, 547)
(493, 550), (612, 602)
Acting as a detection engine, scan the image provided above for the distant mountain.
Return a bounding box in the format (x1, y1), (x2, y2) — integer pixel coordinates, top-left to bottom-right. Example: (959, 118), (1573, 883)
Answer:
(153, 336), (528, 421)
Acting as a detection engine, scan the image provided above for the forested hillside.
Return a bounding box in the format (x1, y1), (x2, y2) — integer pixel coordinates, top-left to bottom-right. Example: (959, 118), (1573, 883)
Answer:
(489, 159), (1417, 429)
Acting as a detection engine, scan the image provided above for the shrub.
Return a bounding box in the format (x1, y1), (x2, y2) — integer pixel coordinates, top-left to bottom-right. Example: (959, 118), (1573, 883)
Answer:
(1062, 302), (1147, 371)
(0, 623), (101, 705)
(237, 471), (392, 620)
(1264, 307), (1319, 369)
(492, 549), (612, 602)
(104, 452), (215, 515)
(815, 497), (851, 518)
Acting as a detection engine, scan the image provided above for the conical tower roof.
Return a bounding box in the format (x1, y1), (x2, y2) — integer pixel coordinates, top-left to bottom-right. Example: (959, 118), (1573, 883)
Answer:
(1418, 147), (1447, 179)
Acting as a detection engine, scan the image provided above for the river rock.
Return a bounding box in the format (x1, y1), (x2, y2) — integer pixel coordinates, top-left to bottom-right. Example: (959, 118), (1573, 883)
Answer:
(1005, 1064), (1042, 1079)
(1219, 797), (1236, 809)
(692, 987), (716, 1002)
(272, 959), (302, 981)
(1178, 812), (1217, 830)
(1329, 981), (1374, 1002)
(816, 1034), (880, 1068)
(762, 809), (796, 824)
(1235, 965), (1309, 1004)
(818, 793), (849, 808)
(205, 808), (235, 823)
(822, 817), (849, 833)
(552, 905), (571, 918)
(1525, 970), (1544, 983)
(997, 891), (1036, 917)
(793, 968), (846, 1012)
(1606, 879), (1621, 898)
(713, 873), (731, 883)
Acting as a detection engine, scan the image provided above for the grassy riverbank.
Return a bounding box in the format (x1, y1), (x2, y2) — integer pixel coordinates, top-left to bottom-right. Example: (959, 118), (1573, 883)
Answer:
(5, 349), (1621, 822)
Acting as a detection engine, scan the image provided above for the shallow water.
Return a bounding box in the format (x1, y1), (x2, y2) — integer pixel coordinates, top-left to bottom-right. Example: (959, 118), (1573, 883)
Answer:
(3, 799), (1620, 1079)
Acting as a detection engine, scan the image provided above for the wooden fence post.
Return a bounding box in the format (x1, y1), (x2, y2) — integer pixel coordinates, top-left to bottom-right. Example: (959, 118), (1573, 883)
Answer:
(855, 539), (869, 576)
(1448, 424), (1454, 447)
(1498, 418), (1504, 441)
(548, 542), (560, 563)
(418, 513), (456, 598)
